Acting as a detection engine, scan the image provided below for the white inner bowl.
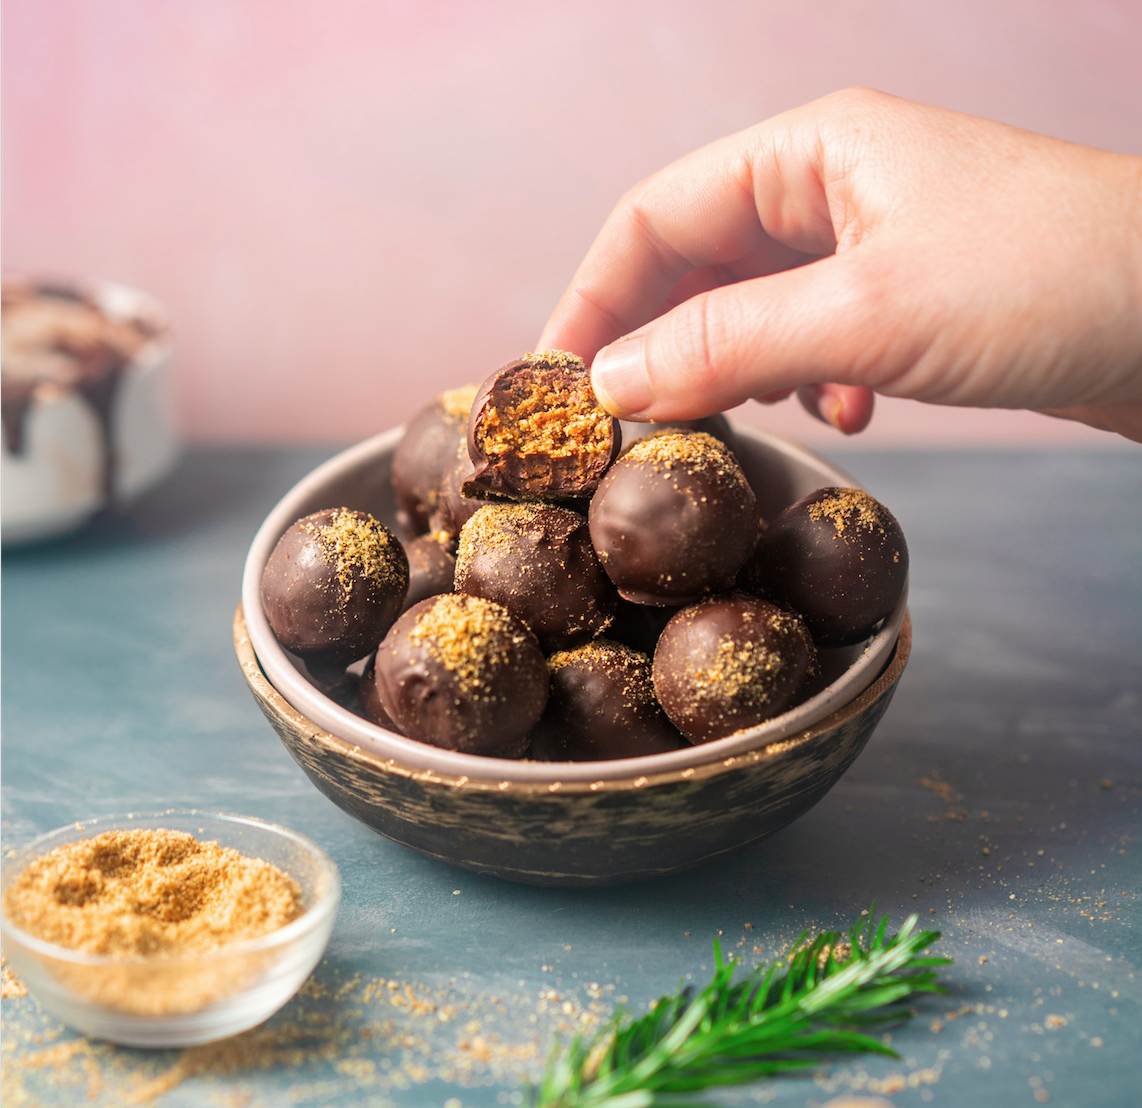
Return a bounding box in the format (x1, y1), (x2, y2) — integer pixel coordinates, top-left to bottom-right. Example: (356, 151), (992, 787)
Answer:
(241, 424), (907, 784)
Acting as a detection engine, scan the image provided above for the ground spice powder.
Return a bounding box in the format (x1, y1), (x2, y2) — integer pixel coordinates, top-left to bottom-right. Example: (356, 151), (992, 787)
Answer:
(3, 829), (303, 958)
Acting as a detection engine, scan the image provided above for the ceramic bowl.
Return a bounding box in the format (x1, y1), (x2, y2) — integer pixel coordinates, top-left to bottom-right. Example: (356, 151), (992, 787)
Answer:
(236, 424), (910, 886)
(0, 812), (340, 1047)
(1, 276), (180, 545)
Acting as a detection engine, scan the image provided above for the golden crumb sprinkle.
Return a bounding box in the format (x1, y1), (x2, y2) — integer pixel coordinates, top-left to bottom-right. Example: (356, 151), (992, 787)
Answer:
(807, 488), (887, 535)
(439, 384), (478, 422)
(548, 640), (655, 703)
(548, 639), (650, 672)
(408, 594), (524, 694)
(1, 829), (303, 958)
(306, 508), (404, 597)
(625, 430), (724, 468)
(682, 606), (807, 712)
(624, 431), (748, 488)
(692, 638), (784, 708)
(455, 503), (545, 574)
(520, 350), (587, 372)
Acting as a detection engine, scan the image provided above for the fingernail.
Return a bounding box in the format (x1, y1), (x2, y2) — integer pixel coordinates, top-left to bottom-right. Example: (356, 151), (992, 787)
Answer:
(820, 394), (845, 432)
(591, 335), (652, 417)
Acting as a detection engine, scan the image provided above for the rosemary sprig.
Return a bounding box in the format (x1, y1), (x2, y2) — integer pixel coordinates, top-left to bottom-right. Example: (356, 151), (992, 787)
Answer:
(531, 909), (949, 1108)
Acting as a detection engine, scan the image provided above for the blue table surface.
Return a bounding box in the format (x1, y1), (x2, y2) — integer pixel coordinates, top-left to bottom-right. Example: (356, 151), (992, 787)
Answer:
(2, 445), (1139, 1108)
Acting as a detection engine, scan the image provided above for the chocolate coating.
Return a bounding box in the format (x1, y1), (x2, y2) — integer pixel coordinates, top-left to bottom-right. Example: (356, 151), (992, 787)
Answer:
(401, 534), (456, 613)
(261, 508), (409, 667)
(528, 640), (686, 761)
(455, 503), (615, 651)
(463, 351), (620, 501)
(588, 431), (758, 605)
(372, 594), (549, 757)
(359, 653), (403, 733)
(749, 487), (908, 647)
(391, 385), (477, 536)
(652, 592), (816, 744)
(428, 438), (491, 544)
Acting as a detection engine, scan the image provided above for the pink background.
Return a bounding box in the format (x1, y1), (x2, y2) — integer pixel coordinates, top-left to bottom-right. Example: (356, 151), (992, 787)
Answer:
(4, 1), (1141, 448)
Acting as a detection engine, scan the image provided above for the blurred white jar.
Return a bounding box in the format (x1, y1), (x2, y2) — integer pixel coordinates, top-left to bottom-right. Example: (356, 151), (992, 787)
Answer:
(1, 277), (179, 544)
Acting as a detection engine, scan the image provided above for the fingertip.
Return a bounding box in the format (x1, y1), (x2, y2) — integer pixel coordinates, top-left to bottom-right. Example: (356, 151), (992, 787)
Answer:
(753, 387), (795, 405)
(590, 335), (653, 418)
(797, 384), (875, 434)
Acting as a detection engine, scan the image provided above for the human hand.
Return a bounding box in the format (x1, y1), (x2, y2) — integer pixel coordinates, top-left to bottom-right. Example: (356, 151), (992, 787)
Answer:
(537, 89), (1142, 442)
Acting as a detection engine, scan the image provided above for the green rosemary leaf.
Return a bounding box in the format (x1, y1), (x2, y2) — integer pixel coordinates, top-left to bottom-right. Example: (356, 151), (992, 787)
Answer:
(530, 909), (950, 1108)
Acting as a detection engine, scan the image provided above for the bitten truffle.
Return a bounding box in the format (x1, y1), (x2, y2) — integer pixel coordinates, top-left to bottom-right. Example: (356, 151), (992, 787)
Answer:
(652, 592), (816, 744)
(455, 503), (615, 651)
(748, 487), (908, 647)
(371, 594), (548, 757)
(463, 351), (620, 501)
(391, 385), (477, 537)
(588, 431), (758, 605)
(261, 508), (409, 668)
(529, 639), (686, 761)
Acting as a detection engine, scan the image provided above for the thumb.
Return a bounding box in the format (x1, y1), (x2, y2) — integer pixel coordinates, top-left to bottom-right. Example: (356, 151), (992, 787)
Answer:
(590, 252), (900, 422)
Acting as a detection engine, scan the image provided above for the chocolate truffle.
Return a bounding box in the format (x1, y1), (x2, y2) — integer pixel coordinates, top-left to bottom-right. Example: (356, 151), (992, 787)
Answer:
(359, 653), (403, 733)
(463, 351), (620, 501)
(749, 487), (908, 647)
(401, 534), (456, 613)
(588, 431), (758, 605)
(652, 592), (816, 744)
(428, 438), (491, 544)
(455, 503), (615, 651)
(371, 594), (548, 757)
(529, 639), (686, 761)
(391, 385), (477, 537)
(261, 508), (409, 668)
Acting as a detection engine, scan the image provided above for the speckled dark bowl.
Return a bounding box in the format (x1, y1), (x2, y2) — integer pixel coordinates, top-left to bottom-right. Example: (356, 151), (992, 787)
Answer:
(236, 425), (910, 886)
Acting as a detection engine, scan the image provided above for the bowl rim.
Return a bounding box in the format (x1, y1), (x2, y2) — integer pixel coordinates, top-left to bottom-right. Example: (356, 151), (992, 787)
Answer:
(240, 423), (908, 783)
(0, 810), (341, 967)
(236, 601), (911, 794)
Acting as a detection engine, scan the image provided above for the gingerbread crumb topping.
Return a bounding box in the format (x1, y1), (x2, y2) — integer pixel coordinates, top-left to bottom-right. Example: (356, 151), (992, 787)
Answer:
(2, 829), (303, 957)
(807, 488), (887, 536)
(305, 509), (405, 598)
(439, 384), (478, 422)
(408, 595), (525, 695)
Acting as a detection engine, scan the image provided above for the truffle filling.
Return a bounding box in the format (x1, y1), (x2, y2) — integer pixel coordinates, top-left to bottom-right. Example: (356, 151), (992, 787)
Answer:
(475, 356), (612, 492)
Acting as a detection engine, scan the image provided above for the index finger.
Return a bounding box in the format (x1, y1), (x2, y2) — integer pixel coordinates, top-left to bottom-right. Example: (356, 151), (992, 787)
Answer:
(537, 111), (840, 360)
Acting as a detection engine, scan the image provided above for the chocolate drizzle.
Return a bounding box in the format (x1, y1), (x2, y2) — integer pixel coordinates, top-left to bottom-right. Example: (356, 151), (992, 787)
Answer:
(72, 345), (130, 503)
(1, 380), (36, 456)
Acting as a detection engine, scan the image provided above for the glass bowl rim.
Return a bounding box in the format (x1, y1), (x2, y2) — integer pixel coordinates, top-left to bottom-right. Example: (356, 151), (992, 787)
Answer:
(0, 809), (340, 968)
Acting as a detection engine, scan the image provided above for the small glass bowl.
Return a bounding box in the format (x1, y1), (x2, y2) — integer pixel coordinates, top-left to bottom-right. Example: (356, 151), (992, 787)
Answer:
(0, 811), (340, 1047)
